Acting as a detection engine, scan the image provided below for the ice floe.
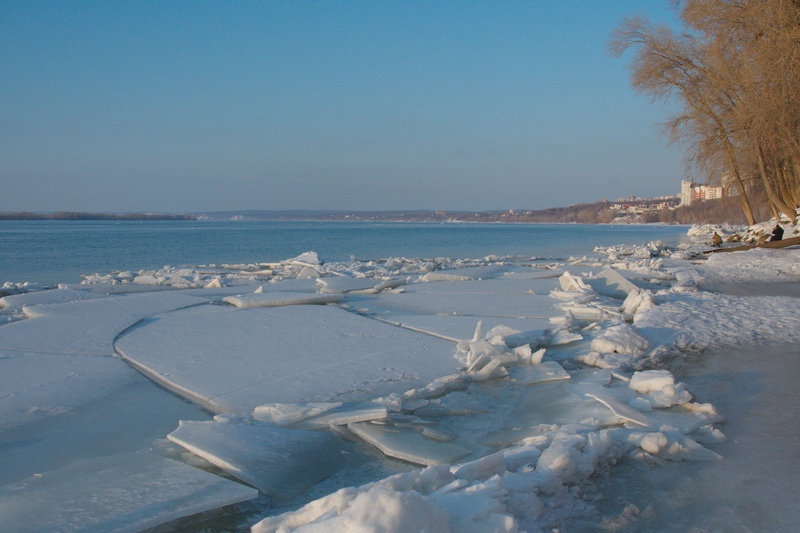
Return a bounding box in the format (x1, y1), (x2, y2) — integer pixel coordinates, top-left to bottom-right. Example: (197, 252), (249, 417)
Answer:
(115, 304), (462, 413)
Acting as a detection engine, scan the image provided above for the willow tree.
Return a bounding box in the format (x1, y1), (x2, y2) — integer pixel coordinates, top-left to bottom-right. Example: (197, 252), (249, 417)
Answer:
(611, 0), (800, 224)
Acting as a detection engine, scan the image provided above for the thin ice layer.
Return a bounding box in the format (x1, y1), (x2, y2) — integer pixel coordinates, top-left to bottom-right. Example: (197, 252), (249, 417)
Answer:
(0, 451), (257, 533)
(168, 419), (348, 498)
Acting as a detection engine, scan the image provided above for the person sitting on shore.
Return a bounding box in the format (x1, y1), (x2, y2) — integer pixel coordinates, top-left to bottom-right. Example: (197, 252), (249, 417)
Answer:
(711, 232), (722, 248)
(770, 224), (784, 242)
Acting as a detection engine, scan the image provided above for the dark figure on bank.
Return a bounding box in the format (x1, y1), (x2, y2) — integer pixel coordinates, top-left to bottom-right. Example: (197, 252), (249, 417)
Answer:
(711, 232), (722, 248)
(770, 224), (784, 242)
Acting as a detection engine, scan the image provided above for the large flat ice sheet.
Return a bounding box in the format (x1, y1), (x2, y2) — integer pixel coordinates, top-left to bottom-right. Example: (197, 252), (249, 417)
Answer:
(116, 304), (461, 413)
(0, 451), (257, 533)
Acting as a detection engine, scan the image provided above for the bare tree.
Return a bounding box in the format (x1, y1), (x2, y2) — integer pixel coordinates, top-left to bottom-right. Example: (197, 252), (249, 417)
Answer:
(611, 0), (800, 224)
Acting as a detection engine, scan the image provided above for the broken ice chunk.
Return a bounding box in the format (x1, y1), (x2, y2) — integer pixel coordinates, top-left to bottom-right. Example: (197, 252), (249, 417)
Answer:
(646, 382), (693, 408)
(689, 424), (726, 444)
(628, 371), (692, 408)
(297, 266), (320, 279)
(168, 419), (348, 499)
(468, 358), (508, 381)
(221, 292), (343, 308)
(252, 402), (343, 426)
(585, 268), (639, 300)
(205, 277), (223, 289)
(420, 272), (472, 282)
(316, 277), (380, 294)
(629, 370), (674, 394)
(286, 251), (321, 266)
(559, 272), (591, 292)
(590, 323), (649, 355)
(289, 406), (388, 430)
(625, 428), (722, 461)
(621, 288), (655, 316)
(544, 329), (583, 347)
(348, 422), (473, 466)
(420, 426), (457, 442)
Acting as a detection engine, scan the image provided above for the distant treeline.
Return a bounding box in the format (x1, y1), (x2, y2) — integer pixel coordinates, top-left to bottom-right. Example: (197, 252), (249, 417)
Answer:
(0, 211), (197, 221)
(512, 196), (767, 225)
(1, 199), (761, 224)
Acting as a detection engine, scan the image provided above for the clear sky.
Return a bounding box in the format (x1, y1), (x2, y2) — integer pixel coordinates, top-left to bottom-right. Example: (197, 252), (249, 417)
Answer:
(1, 1), (685, 214)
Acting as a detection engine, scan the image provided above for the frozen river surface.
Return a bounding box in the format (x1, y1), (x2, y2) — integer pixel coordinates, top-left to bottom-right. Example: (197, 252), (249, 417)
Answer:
(1, 223), (800, 531)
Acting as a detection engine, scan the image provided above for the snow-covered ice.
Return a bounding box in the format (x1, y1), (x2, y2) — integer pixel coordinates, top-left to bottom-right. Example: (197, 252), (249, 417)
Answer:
(3, 219), (800, 532)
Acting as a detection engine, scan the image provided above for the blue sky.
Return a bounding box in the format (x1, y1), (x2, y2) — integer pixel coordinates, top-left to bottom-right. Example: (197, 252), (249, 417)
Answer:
(1, 1), (684, 213)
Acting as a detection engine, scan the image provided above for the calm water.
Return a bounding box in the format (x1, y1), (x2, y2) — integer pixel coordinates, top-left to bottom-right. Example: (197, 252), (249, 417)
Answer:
(0, 220), (689, 286)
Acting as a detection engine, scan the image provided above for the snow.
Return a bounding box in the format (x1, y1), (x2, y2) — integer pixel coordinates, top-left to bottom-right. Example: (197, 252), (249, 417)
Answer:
(2, 220), (800, 531)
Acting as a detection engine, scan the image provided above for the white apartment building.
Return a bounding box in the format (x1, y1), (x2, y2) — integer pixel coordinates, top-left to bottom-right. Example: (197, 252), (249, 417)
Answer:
(680, 179), (728, 206)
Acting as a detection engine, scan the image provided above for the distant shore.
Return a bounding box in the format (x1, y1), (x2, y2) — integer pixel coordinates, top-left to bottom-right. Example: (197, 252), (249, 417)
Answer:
(0, 196), (753, 225)
(0, 212), (197, 221)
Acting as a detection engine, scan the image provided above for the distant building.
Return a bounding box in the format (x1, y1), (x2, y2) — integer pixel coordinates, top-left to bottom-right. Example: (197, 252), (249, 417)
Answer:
(680, 178), (730, 206)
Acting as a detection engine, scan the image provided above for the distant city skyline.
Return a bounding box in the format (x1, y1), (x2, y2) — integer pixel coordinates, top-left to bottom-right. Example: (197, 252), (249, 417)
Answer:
(1, 1), (685, 214)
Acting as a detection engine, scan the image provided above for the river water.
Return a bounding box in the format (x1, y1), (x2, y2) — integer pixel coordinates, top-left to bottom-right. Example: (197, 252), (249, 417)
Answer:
(0, 220), (689, 286)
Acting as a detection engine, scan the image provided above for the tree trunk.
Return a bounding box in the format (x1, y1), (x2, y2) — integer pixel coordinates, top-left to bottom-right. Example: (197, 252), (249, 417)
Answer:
(756, 141), (798, 223)
(721, 137), (757, 225)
